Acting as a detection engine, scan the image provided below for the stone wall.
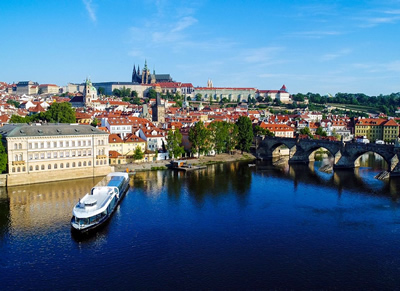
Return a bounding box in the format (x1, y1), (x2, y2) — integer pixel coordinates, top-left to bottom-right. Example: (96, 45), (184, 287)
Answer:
(7, 166), (111, 186)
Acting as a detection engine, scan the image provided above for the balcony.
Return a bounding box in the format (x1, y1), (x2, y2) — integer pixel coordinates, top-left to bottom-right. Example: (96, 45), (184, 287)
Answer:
(12, 161), (26, 166)
(96, 155), (107, 159)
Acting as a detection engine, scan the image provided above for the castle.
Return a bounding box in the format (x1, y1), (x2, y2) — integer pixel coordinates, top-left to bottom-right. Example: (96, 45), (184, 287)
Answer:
(131, 60), (173, 84)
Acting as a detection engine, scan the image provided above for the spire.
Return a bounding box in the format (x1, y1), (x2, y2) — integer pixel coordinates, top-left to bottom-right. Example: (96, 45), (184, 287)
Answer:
(137, 65), (140, 75)
(132, 64), (136, 83)
(144, 59), (148, 71)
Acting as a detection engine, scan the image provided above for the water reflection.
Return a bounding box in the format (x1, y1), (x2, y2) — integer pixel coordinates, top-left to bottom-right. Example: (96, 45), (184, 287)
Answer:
(5, 177), (103, 234)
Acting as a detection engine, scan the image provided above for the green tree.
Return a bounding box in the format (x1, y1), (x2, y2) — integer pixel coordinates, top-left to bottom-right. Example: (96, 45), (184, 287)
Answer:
(44, 102), (76, 123)
(6, 99), (20, 108)
(113, 88), (121, 97)
(208, 121), (229, 154)
(236, 116), (253, 153)
(316, 126), (327, 136)
(0, 142), (7, 174)
(226, 123), (239, 154)
(97, 87), (105, 95)
(300, 127), (313, 138)
(10, 115), (29, 123)
(195, 93), (202, 101)
(166, 130), (185, 159)
(91, 118), (99, 127)
(253, 125), (274, 136)
(189, 121), (210, 158)
(133, 146), (144, 160)
(148, 88), (157, 99)
(131, 90), (138, 98)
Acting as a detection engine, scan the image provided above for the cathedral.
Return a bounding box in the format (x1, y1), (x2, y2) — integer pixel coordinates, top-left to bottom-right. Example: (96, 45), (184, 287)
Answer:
(131, 60), (173, 84)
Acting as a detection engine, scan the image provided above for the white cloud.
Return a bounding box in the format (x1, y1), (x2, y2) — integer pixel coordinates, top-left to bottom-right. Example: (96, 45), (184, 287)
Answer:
(320, 48), (352, 61)
(83, 0), (96, 23)
(171, 16), (198, 32)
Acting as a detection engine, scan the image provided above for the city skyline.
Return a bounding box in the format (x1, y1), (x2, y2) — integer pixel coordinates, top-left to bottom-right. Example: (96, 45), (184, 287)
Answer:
(1, 0), (400, 96)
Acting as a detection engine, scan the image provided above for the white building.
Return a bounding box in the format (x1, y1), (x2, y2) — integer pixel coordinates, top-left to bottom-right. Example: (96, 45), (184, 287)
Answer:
(1, 123), (111, 186)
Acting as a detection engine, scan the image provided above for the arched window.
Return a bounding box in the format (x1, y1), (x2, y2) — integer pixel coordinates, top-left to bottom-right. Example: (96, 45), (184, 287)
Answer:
(88, 161), (92, 166)
(48, 164), (51, 169)
(14, 144), (18, 150)
(78, 162), (81, 167)
(14, 155), (18, 161)
(41, 165), (45, 170)
(29, 166), (33, 171)
(54, 164), (57, 169)
(19, 154), (23, 161)
(12, 167), (15, 173)
(72, 162), (76, 167)
(35, 165), (39, 171)
(17, 167), (20, 172)
(66, 163), (70, 168)
(96, 161), (99, 165)
(23, 167), (25, 172)
(83, 161), (86, 166)
(60, 163), (64, 168)
(19, 143), (22, 149)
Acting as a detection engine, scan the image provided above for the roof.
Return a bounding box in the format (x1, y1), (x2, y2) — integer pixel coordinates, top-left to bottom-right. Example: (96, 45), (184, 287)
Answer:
(0, 123), (108, 138)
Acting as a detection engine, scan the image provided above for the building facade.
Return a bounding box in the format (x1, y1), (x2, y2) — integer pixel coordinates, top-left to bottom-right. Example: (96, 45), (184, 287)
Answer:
(1, 123), (111, 186)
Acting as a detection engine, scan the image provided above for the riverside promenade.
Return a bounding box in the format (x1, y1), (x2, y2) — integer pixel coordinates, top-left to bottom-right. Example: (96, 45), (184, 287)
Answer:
(114, 153), (256, 172)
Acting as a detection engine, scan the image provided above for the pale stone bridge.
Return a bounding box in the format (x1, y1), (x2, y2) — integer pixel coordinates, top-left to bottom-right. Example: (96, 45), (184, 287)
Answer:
(256, 136), (400, 176)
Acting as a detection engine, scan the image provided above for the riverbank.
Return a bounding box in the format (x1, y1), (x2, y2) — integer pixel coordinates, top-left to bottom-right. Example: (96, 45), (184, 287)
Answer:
(114, 152), (256, 172)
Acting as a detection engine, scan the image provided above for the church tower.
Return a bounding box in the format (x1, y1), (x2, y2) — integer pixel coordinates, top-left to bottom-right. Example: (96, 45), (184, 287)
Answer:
(84, 77), (97, 107)
(152, 93), (165, 124)
(207, 79), (213, 88)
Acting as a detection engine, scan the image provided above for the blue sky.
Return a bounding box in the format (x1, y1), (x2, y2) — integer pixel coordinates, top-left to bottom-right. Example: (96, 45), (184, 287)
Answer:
(1, 0), (400, 95)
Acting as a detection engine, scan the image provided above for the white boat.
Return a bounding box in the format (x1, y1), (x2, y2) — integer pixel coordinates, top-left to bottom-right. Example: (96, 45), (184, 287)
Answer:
(71, 172), (130, 233)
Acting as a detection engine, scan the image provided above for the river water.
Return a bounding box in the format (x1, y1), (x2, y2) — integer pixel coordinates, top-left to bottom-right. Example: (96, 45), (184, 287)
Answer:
(1, 154), (400, 290)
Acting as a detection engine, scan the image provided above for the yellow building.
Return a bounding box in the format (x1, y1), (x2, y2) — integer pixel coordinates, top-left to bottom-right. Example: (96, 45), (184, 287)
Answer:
(1, 123), (111, 186)
(355, 118), (399, 142)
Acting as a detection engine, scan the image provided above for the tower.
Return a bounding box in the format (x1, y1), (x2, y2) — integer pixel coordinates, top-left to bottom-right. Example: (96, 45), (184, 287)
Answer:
(207, 79), (213, 88)
(152, 93), (165, 124)
(84, 77), (97, 107)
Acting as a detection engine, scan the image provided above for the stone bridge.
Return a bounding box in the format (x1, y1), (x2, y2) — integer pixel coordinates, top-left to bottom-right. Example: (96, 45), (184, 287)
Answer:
(256, 136), (400, 176)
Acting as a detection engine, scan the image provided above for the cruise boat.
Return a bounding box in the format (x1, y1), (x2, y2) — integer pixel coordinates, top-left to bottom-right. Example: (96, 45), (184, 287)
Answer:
(71, 172), (130, 233)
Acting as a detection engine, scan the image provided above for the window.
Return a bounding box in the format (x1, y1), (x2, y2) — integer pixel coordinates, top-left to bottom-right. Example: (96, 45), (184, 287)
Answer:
(66, 141), (69, 147)
(83, 150), (86, 156)
(88, 161), (91, 166)
(41, 165), (45, 170)
(29, 166), (33, 171)
(53, 152), (58, 158)
(66, 163), (70, 168)
(17, 167), (20, 172)
(23, 167), (25, 172)
(53, 142), (57, 147)
(72, 162), (76, 167)
(14, 144), (18, 150)
(29, 143), (32, 149)
(72, 151), (76, 157)
(19, 143), (22, 149)
(14, 154), (18, 161)
(88, 140), (91, 146)
(78, 151), (81, 157)
(66, 151), (70, 157)
(41, 153), (44, 159)
(40, 142), (44, 148)
(83, 141), (86, 146)
(12, 167), (15, 173)
(72, 141), (75, 147)
(48, 164), (51, 169)
(29, 154), (33, 160)
(35, 165), (39, 171)
(47, 152), (51, 159)
(60, 163), (64, 168)
(83, 161), (86, 166)
(78, 162), (81, 167)
(54, 164), (57, 169)
(34, 154), (39, 160)
(47, 142), (51, 148)
(60, 152), (64, 158)
(88, 150), (91, 156)
(34, 143), (38, 149)
(60, 141), (63, 147)
(78, 141), (81, 146)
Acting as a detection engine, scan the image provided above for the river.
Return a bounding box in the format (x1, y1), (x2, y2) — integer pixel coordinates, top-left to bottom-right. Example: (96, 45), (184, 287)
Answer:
(1, 154), (400, 290)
